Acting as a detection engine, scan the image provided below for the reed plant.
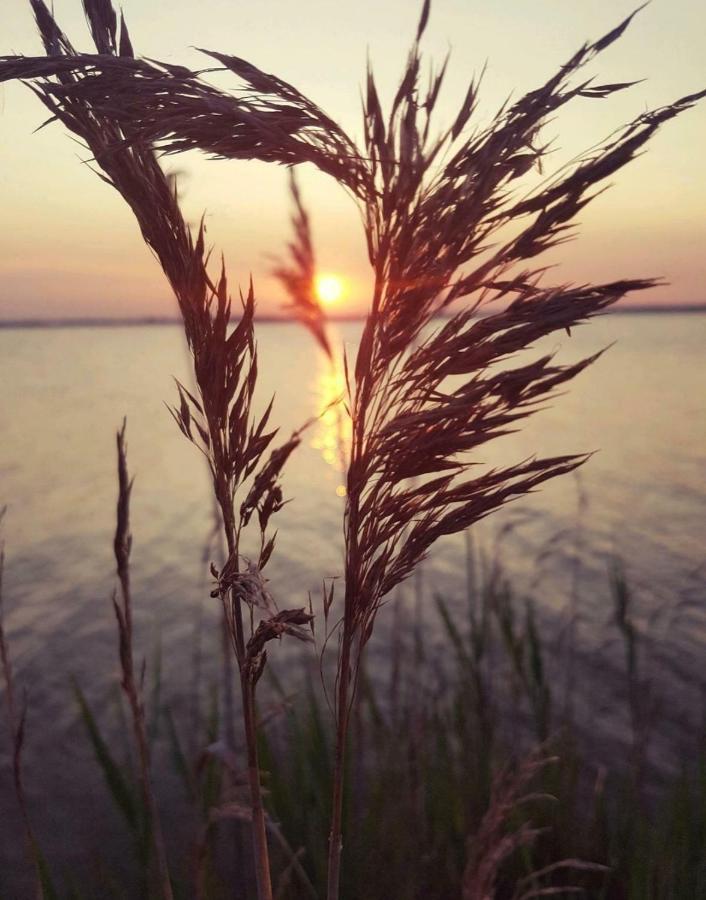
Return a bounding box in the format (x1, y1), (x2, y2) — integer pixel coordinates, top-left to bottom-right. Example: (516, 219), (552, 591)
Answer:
(148, 9), (702, 888)
(3, 487), (706, 897)
(1, 3), (315, 897)
(112, 422), (173, 899)
(272, 171), (332, 360)
(258, 554), (706, 899)
(1, 1), (704, 898)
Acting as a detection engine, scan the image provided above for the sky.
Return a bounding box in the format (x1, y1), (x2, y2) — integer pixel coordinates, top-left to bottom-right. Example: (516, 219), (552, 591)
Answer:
(1, 0), (704, 320)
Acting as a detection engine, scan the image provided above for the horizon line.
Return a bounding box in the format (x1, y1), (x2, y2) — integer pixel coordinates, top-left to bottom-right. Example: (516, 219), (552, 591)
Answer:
(1, 302), (705, 330)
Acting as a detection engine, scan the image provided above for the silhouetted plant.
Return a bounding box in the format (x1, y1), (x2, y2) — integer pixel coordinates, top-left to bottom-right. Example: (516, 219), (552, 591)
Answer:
(0, 3), (317, 897)
(272, 170), (332, 359)
(112, 422), (173, 899)
(1, 2), (704, 898)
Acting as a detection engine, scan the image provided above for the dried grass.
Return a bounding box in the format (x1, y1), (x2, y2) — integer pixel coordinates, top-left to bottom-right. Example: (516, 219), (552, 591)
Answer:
(112, 421), (173, 900)
(1, 2), (703, 898)
(1, 3), (317, 897)
(272, 170), (332, 359)
(462, 752), (608, 900)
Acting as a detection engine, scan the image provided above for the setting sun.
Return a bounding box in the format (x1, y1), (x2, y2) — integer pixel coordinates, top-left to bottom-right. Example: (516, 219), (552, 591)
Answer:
(315, 273), (344, 307)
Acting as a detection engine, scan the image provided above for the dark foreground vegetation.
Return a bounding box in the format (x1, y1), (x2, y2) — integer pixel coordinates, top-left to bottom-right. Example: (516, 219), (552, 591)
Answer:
(2, 500), (705, 899)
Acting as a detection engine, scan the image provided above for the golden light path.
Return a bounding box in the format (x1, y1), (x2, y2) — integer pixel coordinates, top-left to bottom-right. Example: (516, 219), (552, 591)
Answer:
(311, 328), (350, 498)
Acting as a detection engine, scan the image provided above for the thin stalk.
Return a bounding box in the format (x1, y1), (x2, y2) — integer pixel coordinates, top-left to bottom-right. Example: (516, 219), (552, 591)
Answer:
(223, 522), (274, 900)
(326, 268), (382, 900)
(242, 679), (273, 900)
(326, 633), (352, 900)
(113, 424), (173, 900)
(326, 514), (360, 898)
(220, 585), (236, 749)
(125, 658), (173, 900)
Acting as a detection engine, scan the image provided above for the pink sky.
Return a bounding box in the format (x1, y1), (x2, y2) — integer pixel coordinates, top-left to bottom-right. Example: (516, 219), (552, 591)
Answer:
(1, 0), (704, 320)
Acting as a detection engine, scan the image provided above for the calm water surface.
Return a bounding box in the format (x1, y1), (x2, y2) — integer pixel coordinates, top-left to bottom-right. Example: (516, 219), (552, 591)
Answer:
(0, 314), (705, 888)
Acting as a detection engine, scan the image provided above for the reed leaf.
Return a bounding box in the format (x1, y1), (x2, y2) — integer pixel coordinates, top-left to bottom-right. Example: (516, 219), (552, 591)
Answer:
(71, 678), (139, 833)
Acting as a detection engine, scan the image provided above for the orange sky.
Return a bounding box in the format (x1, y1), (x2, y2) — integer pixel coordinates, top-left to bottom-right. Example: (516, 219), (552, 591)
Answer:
(1, 0), (704, 320)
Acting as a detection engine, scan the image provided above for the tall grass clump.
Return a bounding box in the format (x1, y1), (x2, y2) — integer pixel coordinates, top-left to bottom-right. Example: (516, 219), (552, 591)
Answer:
(1, 1), (704, 897)
(258, 549), (706, 899)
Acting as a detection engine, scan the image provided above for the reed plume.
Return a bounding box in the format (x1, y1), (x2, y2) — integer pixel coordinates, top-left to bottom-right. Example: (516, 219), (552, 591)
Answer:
(0, 3), (315, 897)
(272, 170), (332, 359)
(462, 751), (606, 900)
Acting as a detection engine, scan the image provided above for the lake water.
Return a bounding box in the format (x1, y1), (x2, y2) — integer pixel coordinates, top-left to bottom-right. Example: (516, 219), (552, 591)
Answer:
(0, 314), (705, 890)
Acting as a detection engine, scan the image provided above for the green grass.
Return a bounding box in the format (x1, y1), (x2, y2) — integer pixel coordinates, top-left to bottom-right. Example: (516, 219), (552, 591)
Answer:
(11, 556), (696, 900)
(254, 568), (706, 899)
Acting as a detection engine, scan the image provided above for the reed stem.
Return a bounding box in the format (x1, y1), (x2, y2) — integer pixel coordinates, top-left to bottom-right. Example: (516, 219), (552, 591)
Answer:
(326, 633), (352, 900)
(242, 680), (273, 900)
(113, 423), (173, 900)
(223, 523), (274, 900)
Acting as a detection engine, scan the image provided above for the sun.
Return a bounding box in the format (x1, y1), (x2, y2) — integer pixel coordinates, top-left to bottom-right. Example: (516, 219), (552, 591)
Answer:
(315, 274), (344, 307)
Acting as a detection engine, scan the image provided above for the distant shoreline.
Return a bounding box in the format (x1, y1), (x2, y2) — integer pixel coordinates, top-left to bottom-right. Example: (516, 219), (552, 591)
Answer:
(1, 304), (704, 330)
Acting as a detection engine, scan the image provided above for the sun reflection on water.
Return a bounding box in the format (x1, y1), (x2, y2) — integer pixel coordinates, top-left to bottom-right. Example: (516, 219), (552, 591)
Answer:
(310, 341), (351, 496)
